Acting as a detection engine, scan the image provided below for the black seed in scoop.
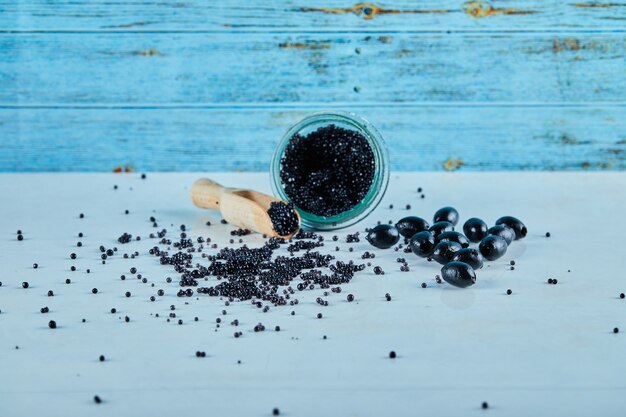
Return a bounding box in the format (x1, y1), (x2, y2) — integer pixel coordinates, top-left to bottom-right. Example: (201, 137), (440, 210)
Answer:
(428, 221), (454, 239)
(463, 217), (488, 243)
(488, 225), (516, 245)
(435, 231), (470, 248)
(395, 216), (429, 238)
(267, 201), (299, 236)
(433, 207), (459, 226)
(279, 124), (375, 217)
(409, 231), (435, 258)
(432, 241), (463, 265)
(452, 248), (484, 270)
(441, 262), (476, 288)
(366, 224), (400, 249)
(496, 216), (527, 240)
(479, 235), (508, 261)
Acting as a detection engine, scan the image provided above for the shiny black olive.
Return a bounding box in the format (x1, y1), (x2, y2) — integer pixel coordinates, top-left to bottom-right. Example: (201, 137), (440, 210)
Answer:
(451, 248), (484, 270)
(495, 216), (527, 240)
(441, 262), (476, 288)
(487, 225), (515, 245)
(409, 231), (436, 258)
(428, 221), (454, 238)
(479, 235), (508, 261)
(395, 216), (430, 238)
(463, 217), (488, 243)
(433, 207), (460, 226)
(366, 224), (400, 249)
(432, 241), (463, 265)
(435, 231), (470, 248)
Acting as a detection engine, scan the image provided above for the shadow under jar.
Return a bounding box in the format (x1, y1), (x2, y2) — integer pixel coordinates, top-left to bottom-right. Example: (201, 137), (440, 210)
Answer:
(271, 111), (389, 230)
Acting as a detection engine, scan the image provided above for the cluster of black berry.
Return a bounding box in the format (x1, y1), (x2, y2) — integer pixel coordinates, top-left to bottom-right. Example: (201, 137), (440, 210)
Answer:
(365, 207), (527, 288)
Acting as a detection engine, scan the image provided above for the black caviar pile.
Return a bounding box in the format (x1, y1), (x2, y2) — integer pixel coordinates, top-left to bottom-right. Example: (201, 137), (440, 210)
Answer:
(267, 201), (299, 236)
(155, 229), (365, 304)
(280, 124), (375, 217)
(366, 206), (527, 288)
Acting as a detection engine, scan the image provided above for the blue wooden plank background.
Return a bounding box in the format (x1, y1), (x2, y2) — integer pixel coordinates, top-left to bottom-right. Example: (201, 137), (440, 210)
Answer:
(0, 1), (625, 172)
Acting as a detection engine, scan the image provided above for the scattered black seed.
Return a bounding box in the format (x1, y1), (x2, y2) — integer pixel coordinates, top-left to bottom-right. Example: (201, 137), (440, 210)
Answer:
(385, 293), (391, 301)
(40, 307), (49, 313)
(47, 290), (54, 297)
(92, 288), (98, 294)
(347, 294), (354, 302)
(614, 327), (619, 334)
(273, 408), (280, 416)
(141, 173), (146, 179)
(482, 402), (489, 410)
(99, 355), (105, 362)
(545, 232), (551, 237)
(279, 124), (375, 217)
(33, 263), (38, 269)
(48, 320), (57, 329)
(317, 313), (323, 319)
(620, 293), (625, 299)
(495, 216), (527, 240)
(65, 279), (71, 284)
(22, 282), (29, 289)
(94, 395), (102, 404)
(441, 262), (476, 288)
(389, 351), (396, 359)
(421, 282), (427, 288)
(507, 289), (512, 295)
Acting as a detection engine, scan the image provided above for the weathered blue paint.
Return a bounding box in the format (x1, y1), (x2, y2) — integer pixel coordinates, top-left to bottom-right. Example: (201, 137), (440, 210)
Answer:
(0, 1), (625, 172)
(1, 33), (625, 104)
(1, 1), (626, 31)
(0, 106), (623, 172)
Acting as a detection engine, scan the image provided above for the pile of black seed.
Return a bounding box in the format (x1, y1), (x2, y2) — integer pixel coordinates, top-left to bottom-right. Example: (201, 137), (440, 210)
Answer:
(153, 229), (365, 305)
(267, 201), (299, 236)
(280, 124), (375, 217)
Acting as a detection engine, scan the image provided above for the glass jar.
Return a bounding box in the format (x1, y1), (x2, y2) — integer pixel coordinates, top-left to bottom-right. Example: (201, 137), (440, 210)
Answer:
(270, 111), (390, 230)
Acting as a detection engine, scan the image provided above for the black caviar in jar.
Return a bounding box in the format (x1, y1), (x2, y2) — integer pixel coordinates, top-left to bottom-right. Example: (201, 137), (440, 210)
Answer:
(279, 124), (375, 218)
(272, 112), (389, 230)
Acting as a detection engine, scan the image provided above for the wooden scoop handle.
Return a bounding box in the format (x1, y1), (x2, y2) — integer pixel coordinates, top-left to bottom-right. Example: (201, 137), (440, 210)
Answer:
(190, 178), (228, 210)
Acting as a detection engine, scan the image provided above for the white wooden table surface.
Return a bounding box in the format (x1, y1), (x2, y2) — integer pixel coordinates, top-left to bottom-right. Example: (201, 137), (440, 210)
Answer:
(0, 172), (625, 417)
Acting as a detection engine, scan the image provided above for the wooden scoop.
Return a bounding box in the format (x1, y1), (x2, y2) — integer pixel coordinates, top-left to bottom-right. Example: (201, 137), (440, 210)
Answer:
(190, 178), (301, 239)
